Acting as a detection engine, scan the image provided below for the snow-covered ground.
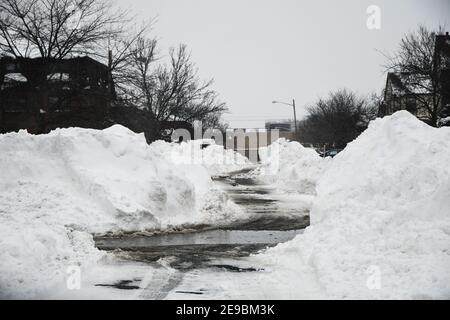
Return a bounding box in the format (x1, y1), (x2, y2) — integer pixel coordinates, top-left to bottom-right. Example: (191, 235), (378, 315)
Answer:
(2, 110), (449, 299)
(255, 138), (329, 194)
(175, 111), (450, 299)
(0, 125), (250, 298)
(151, 138), (252, 176)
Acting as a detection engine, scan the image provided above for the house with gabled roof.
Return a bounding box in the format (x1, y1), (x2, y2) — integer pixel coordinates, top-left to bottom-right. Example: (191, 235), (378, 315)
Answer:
(381, 72), (433, 124)
(380, 32), (450, 126)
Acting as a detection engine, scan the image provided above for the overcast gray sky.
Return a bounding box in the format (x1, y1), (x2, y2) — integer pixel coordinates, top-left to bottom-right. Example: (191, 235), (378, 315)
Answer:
(117, 0), (450, 128)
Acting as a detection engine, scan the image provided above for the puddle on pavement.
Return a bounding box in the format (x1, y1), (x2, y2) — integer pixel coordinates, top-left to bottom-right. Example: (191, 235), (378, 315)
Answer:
(175, 290), (204, 295)
(209, 264), (262, 272)
(95, 279), (141, 290)
(223, 215), (309, 231)
(96, 229), (301, 249)
(94, 229), (303, 271)
(232, 196), (277, 205)
(227, 188), (272, 195)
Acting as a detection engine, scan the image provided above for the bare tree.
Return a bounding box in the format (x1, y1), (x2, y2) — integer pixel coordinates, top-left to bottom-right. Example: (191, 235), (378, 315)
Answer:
(0, 1), (226, 140)
(105, 26), (154, 97)
(298, 89), (377, 148)
(384, 25), (446, 126)
(122, 39), (227, 140)
(0, 0), (128, 59)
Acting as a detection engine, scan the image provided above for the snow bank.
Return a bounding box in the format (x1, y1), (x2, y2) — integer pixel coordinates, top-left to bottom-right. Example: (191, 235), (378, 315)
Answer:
(256, 138), (327, 194)
(151, 139), (252, 176)
(258, 111), (450, 299)
(0, 125), (244, 298)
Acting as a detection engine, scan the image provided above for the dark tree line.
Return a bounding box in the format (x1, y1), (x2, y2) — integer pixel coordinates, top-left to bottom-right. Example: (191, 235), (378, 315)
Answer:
(0, 0), (227, 141)
(298, 90), (379, 148)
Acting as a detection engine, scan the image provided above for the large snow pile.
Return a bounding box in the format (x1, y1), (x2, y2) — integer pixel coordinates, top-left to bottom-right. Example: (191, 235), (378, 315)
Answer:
(257, 111), (450, 299)
(0, 125), (244, 298)
(151, 139), (252, 176)
(256, 138), (327, 194)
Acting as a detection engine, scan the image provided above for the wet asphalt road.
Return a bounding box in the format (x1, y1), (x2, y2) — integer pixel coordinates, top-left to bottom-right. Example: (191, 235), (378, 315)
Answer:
(93, 168), (309, 293)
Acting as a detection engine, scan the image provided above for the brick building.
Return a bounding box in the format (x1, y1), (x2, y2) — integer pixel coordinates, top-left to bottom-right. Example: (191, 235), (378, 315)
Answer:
(0, 56), (114, 134)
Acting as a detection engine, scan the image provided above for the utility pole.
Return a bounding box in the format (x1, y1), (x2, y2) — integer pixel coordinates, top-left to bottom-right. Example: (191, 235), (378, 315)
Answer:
(272, 99), (299, 141)
(292, 99), (298, 139)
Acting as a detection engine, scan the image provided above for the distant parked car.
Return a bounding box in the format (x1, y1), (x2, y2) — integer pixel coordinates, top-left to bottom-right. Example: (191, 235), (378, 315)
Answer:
(320, 149), (342, 158)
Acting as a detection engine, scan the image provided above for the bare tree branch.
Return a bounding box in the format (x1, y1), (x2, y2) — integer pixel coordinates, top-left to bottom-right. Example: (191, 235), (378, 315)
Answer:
(118, 39), (227, 140)
(0, 0), (130, 59)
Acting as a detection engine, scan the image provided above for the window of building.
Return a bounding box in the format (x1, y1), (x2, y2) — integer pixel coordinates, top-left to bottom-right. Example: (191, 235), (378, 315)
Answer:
(3, 73), (28, 83)
(47, 73), (70, 82)
(405, 98), (418, 113)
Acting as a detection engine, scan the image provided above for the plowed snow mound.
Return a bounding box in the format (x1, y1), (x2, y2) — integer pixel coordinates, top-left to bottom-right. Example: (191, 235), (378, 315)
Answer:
(0, 125), (244, 298)
(257, 111), (450, 299)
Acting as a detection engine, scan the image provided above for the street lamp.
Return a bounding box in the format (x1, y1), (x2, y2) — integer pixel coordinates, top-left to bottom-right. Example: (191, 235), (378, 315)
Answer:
(272, 99), (298, 139)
